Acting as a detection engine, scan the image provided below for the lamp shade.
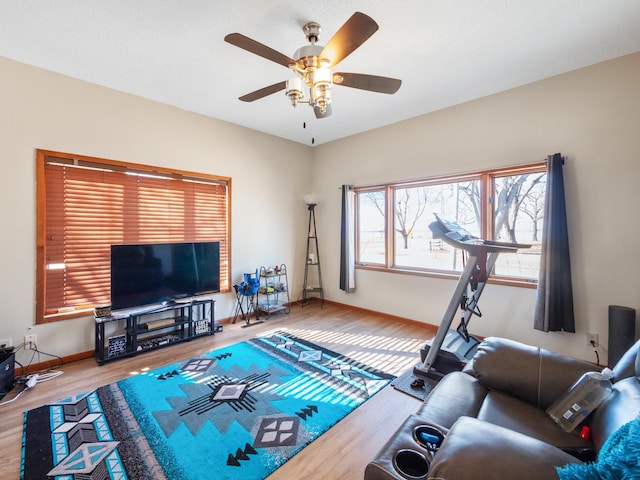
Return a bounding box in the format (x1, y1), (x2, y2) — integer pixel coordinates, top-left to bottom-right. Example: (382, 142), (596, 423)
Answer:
(286, 77), (303, 95)
(304, 194), (320, 205)
(313, 67), (332, 88)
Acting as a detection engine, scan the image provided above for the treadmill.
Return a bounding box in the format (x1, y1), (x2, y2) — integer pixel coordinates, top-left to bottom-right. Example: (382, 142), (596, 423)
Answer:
(413, 213), (530, 382)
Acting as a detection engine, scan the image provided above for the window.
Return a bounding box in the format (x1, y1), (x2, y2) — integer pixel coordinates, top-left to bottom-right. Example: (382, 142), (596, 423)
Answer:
(355, 163), (546, 284)
(357, 190), (386, 265)
(36, 150), (231, 323)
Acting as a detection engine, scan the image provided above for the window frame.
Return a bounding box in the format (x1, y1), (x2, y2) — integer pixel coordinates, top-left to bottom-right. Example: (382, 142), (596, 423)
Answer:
(35, 149), (232, 324)
(354, 162), (546, 288)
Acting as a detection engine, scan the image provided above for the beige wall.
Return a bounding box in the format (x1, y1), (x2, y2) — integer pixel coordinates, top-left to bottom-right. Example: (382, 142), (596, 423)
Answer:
(0, 56), (313, 364)
(311, 52), (640, 363)
(1, 52), (639, 367)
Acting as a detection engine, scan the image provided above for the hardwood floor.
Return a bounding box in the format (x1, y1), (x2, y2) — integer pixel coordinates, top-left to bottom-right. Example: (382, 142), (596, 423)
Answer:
(0, 302), (435, 479)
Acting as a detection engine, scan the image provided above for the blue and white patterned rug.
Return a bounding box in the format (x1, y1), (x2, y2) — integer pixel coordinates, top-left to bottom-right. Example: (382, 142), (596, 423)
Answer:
(21, 331), (394, 480)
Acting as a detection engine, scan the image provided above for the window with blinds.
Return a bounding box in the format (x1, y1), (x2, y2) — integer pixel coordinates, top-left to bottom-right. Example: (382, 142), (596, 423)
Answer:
(36, 150), (231, 323)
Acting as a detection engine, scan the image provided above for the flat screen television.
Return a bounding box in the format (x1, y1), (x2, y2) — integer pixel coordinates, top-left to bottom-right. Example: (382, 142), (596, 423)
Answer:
(110, 241), (220, 311)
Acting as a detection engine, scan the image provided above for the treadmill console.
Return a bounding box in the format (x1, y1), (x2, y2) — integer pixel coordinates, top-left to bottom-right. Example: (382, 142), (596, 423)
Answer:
(429, 213), (531, 253)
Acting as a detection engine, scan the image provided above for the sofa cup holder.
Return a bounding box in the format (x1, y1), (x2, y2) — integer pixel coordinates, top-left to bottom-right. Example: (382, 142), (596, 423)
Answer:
(393, 449), (430, 479)
(413, 425), (445, 452)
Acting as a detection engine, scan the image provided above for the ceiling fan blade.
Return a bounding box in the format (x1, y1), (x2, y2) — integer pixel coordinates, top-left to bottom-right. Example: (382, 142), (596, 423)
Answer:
(333, 72), (402, 94)
(314, 103), (333, 119)
(225, 33), (296, 68)
(239, 81), (287, 102)
(319, 12), (379, 68)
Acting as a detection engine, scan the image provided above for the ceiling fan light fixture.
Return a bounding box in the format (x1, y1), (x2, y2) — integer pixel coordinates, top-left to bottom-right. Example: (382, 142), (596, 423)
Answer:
(311, 66), (332, 112)
(286, 77), (304, 106)
(313, 67), (332, 88)
(313, 91), (331, 113)
(226, 12), (401, 121)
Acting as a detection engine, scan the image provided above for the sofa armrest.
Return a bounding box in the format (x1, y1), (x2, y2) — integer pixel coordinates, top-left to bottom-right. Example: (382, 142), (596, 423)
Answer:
(428, 416), (581, 480)
(468, 337), (599, 409)
(416, 371), (488, 429)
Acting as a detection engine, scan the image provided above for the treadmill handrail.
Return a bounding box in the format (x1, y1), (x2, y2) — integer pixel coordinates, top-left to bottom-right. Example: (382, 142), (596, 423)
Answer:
(428, 220), (530, 254)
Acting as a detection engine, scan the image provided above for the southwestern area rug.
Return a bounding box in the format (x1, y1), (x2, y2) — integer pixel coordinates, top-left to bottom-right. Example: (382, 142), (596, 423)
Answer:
(21, 331), (394, 480)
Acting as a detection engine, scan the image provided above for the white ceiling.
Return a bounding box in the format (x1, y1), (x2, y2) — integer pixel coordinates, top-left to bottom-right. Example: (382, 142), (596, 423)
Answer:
(1, 1), (639, 146)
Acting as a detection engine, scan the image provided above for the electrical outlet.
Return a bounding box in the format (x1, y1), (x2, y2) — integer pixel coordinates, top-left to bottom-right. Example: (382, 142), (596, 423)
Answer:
(24, 334), (37, 348)
(586, 333), (599, 347)
(0, 338), (12, 348)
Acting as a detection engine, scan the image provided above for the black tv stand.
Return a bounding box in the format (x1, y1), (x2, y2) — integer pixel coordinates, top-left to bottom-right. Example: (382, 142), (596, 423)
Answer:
(94, 297), (215, 365)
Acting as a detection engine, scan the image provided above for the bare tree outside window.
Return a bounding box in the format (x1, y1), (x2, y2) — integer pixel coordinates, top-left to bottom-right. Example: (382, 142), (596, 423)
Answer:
(394, 181), (480, 270)
(494, 173), (546, 244)
(395, 187), (428, 249)
(492, 173), (546, 277)
(355, 163), (546, 282)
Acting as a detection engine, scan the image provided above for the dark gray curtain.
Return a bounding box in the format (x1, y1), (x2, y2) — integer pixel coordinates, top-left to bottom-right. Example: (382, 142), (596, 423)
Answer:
(534, 153), (575, 332)
(339, 185), (355, 293)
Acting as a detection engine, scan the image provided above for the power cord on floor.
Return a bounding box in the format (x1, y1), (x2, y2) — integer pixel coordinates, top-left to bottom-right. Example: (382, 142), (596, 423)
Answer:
(0, 374), (39, 406)
(0, 342), (64, 407)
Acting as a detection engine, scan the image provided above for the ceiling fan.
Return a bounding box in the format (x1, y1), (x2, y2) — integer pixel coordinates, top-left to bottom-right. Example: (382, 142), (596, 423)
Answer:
(224, 12), (402, 119)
